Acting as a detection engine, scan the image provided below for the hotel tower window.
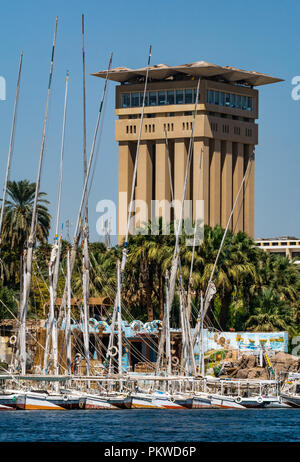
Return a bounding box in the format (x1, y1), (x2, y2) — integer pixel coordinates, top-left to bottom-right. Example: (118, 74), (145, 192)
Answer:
(184, 88), (193, 104)
(158, 91), (166, 105)
(176, 89), (184, 104)
(166, 90), (175, 105)
(131, 93), (139, 107)
(207, 90), (214, 104)
(139, 92), (148, 106)
(121, 93), (130, 108)
(149, 91), (157, 106)
(225, 93), (231, 107)
(231, 94), (236, 108)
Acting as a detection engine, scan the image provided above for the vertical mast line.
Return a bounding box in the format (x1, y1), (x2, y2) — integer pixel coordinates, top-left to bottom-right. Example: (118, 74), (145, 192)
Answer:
(30, 17), (58, 238)
(120, 45), (152, 274)
(117, 259), (122, 376)
(192, 151), (254, 346)
(0, 51), (23, 244)
(156, 78), (200, 374)
(188, 146), (203, 284)
(19, 17), (58, 375)
(55, 71), (69, 237)
(168, 77), (201, 303)
(202, 154), (254, 317)
(66, 248), (72, 374)
(74, 53), (113, 239)
(82, 13), (88, 224)
(164, 127), (195, 376)
(43, 70), (69, 374)
(105, 46), (152, 373)
(57, 53), (113, 327)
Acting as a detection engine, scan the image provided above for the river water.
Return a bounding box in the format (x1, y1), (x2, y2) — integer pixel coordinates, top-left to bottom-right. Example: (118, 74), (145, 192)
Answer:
(0, 409), (299, 442)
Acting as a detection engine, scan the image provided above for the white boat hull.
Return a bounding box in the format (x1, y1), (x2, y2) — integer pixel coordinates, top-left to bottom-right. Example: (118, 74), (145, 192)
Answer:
(23, 392), (66, 410)
(210, 394), (246, 409)
(84, 395), (119, 410)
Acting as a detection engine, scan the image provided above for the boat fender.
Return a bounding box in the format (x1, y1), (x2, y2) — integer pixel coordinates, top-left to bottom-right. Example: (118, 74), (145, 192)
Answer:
(235, 396), (242, 404)
(108, 346), (118, 357)
(9, 335), (17, 345)
(79, 399), (85, 409)
(63, 395), (69, 402)
(170, 396), (175, 403)
(257, 396), (263, 404)
(171, 356), (179, 366)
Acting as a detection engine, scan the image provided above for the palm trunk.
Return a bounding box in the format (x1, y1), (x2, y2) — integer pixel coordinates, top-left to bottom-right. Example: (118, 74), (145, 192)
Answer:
(220, 292), (231, 330)
(145, 275), (153, 322)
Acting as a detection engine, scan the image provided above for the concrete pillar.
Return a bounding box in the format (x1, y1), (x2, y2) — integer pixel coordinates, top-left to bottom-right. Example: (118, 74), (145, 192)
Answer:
(135, 141), (153, 229)
(193, 138), (209, 224)
(221, 141), (233, 230)
(155, 140), (171, 225)
(286, 247), (292, 260)
(118, 142), (134, 245)
(244, 144), (255, 238)
(174, 139), (190, 221)
(233, 142), (244, 232)
(209, 139), (221, 228)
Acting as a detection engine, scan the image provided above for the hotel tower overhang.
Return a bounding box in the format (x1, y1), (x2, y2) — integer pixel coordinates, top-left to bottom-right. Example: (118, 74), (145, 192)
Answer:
(92, 61), (283, 244)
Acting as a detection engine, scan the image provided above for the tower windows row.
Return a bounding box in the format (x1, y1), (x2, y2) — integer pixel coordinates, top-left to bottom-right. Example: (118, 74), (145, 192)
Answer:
(121, 88), (200, 108)
(207, 90), (253, 111)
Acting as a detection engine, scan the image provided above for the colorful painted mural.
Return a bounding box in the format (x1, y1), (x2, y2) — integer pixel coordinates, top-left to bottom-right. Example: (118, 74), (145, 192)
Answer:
(196, 330), (289, 354)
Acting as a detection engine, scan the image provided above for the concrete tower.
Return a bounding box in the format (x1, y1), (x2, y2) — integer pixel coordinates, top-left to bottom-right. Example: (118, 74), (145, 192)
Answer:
(93, 61), (282, 244)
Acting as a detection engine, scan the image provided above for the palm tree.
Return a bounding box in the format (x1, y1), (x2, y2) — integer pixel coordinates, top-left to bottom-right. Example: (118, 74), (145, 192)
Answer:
(245, 288), (295, 333)
(1, 180), (51, 249)
(0, 180), (51, 287)
(124, 219), (174, 322)
(181, 225), (258, 330)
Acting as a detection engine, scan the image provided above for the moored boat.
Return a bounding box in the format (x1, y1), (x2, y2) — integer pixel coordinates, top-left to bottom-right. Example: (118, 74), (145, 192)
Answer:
(151, 391), (186, 409)
(233, 395), (282, 409)
(0, 390), (26, 410)
(23, 391), (66, 410)
(280, 393), (300, 408)
(83, 393), (119, 410)
(210, 394), (246, 409)
(191, 392), (213, 409)
(46, 390), (83, 410)
(108, 394), (132, 409)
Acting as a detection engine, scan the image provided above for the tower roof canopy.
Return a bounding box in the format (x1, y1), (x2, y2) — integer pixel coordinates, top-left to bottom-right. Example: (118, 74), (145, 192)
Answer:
(92, 60), (283, 86)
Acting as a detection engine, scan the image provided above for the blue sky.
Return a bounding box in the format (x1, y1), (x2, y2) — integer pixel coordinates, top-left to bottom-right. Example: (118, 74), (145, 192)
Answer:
(0, 0), (299, 244)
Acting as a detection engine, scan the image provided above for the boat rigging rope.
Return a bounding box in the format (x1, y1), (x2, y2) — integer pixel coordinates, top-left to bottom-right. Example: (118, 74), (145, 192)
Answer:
(193, 149), (255, 344)
(0, 51), (23, 247)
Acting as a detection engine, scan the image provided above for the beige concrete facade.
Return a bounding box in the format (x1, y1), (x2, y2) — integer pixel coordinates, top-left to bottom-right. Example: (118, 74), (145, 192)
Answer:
(255, 237), (300, 264)
(92, 61), (282, 244)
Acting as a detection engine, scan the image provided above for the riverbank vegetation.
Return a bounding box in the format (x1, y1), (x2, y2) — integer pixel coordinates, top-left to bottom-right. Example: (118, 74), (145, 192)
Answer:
(0, 180), (299, 337)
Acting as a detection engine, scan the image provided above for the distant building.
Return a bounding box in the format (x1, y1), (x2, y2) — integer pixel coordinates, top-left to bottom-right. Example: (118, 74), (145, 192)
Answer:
(93, 60), (282, 244)
(255, 236), (300, 263)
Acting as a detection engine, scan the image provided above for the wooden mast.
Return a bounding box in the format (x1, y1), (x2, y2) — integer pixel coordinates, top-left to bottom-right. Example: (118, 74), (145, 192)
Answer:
(19, 18), (58, 374)
(0, 52), (23, 245)
(106, 46), (152, 374)
(66, 248), (72, 375)
(155, 88), (200, 376)
(57, 53), (113, 331)
(81, 13), (90, 378)
(43, 71), (69, 375)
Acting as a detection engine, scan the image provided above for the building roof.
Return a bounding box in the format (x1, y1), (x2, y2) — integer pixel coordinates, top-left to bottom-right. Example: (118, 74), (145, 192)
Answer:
(92, 60), (283, 87)
(256, 236), (300, 241)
